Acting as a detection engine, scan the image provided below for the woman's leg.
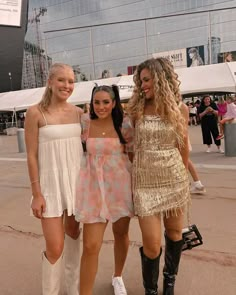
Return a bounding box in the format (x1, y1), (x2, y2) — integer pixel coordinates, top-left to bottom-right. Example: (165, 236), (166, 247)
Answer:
(64, 213), (80, 239)
(219, 123), (224, 135)
(41, 217), (64, 264)
(164, 211), (184, 242)
(139, 215), (162, 258)
(111, 217), (130, 295)
(188, 159), (206, 194)
(201, 122), (212, 145)
(112, 217), (130, 276)
(163, 212), (184, 295)
(41, 217), (65, 295)
(190, 115), (196, 126)
(138, 215), (162, 295)
(189, 115), (192, 126)
(209, 119), (221, 148)
(64, 213), (81, 295)
(188, 159), (199, 182)
(218, 118), (228, 135)
(80, 222), (107, 295)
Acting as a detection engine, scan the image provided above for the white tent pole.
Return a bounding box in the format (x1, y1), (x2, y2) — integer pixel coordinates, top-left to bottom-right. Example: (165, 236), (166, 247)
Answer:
(13, 108), (18, 128)
(11, 112), (14, 126)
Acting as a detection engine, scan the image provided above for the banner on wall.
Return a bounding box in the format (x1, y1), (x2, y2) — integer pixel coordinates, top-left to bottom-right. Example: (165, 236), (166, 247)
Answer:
(186, 45), (205, 67)
(218, 51), (236, 63)
(0, 0), (22, 26)
(128, 45), (205, 73)
(152, 49), (187, 68)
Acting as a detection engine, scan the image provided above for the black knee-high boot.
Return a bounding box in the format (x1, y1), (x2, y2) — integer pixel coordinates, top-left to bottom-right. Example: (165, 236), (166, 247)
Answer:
(163, 234), (183, 295)
(140, 247), (162, 295)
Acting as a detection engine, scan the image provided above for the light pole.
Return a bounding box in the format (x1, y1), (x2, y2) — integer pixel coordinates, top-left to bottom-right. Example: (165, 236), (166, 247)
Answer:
(8, 72), (13, 91)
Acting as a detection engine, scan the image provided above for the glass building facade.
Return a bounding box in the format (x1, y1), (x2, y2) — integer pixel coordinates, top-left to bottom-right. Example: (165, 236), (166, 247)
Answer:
(25, 0), (236, 82)
(0, 0), (28, 92)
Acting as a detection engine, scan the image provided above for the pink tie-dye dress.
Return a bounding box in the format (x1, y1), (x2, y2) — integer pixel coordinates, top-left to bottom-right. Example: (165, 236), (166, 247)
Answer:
(75, 116), (134, 223)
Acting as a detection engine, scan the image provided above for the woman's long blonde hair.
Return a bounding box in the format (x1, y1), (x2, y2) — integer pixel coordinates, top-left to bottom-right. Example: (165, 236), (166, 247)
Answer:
(127, 57), (186, 145)
(38, 63), (73, 110)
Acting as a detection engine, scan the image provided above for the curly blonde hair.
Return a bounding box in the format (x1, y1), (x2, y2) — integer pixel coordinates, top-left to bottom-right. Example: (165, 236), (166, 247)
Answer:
(127, 57), (186, 145)
(39, 63), (74, 110)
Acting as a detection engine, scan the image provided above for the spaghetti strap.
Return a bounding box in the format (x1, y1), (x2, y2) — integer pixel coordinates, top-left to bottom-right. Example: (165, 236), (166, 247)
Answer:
(39, 107), (47, 126)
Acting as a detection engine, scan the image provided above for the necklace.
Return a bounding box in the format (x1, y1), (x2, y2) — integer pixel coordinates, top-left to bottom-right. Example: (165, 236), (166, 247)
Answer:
(96, 126), (114, 136)
(91, 121), (115, 136)
(100, 127), (114, 136)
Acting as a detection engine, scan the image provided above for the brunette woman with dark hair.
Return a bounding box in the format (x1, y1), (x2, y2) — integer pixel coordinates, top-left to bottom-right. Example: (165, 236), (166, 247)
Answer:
(198, 95), (224, 153)
(75, 85), (134, 295)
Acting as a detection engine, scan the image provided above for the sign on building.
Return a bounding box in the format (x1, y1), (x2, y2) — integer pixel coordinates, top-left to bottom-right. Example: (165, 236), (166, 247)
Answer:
(186, 45), (205, 67)
(152, 49), (187, 68)
(0, 0), (22, 26)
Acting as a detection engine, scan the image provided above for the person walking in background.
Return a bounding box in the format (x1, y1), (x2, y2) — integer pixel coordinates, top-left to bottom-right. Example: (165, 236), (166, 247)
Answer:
(179, 102), (206, 194)
(128, 58), (190, 295)
(82, 103), (91, 122)
(198, 95), (224, 153)
(185, 101), (191, 125)
(216, 96), (236, 140)
(195, 99), (201, 125)
(25, 63), (83, 295)
(83, 103), (90, 114)
(217, 97), (227, 122)
(76, 85), (134, 295)
(189, 102), (198, 126)
(188, 159), (206, 194)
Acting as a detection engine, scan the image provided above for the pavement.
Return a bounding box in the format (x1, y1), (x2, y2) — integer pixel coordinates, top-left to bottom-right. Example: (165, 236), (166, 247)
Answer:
(0, 126), (236, 295)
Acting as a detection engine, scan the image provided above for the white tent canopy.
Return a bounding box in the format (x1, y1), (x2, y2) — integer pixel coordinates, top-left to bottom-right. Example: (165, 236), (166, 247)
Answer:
(0, 77), (121, 111)
(177, 61), (236, 95)
(0, 62), (236, 111)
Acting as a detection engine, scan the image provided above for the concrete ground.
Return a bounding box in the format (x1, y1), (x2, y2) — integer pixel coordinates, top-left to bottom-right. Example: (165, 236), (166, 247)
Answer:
(0, 126), (236, 295)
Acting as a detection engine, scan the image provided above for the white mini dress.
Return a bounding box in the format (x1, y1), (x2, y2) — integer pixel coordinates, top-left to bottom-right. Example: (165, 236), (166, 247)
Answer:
(33, 112), (83, 217)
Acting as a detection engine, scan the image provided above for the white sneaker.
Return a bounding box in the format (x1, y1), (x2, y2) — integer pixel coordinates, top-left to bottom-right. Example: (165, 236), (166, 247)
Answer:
(206, 148), (211, 153)
(217, 148), (224, 154)
(190, 184), (206, 195)
(112, 276), (127, 295)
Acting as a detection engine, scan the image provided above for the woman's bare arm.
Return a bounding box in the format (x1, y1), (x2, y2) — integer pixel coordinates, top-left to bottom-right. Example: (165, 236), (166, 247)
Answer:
(25, 106), (46, 218)
(179, 102), (189, 169)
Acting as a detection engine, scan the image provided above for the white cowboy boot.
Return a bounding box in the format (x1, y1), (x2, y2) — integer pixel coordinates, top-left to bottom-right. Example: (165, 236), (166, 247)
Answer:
(64, 234), (81, 295)
(42, 251), (63, 295)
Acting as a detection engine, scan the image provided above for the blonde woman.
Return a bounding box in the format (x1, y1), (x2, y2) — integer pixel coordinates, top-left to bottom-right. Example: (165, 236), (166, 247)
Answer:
(156, 58), (206, 194)
(25, 63), (83, 295)
(128, 58), (190, 295)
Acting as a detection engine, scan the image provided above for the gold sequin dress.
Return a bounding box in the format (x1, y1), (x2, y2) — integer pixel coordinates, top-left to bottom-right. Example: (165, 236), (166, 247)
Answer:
(133, 115), (190, 217)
